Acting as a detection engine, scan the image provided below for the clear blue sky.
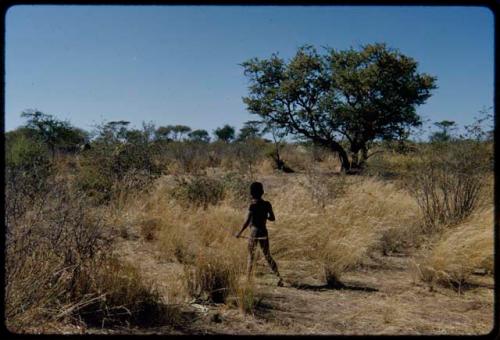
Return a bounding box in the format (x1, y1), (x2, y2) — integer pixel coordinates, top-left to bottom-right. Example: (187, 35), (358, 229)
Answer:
(5, 5), (494, 139)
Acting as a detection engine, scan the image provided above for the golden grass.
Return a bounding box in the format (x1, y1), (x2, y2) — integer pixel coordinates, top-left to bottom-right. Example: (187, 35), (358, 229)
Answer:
(7, 141), (494, 333)
(115, 172), (421, 299)
(415, 207), (494, 290)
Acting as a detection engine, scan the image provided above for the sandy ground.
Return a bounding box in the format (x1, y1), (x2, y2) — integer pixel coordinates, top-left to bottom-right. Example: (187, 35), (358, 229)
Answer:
(87, 236), (494, 336)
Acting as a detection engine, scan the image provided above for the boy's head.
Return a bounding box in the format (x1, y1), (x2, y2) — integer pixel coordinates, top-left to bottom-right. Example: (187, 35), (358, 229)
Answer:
(250, 182), (264, 199)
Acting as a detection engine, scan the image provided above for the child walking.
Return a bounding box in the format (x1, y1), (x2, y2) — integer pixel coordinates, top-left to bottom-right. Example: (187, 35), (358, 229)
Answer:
(235, 182), (284, 287)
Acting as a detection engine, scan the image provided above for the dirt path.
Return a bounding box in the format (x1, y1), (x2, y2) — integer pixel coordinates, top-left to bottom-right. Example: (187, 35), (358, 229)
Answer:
(102, 238), (494, 335)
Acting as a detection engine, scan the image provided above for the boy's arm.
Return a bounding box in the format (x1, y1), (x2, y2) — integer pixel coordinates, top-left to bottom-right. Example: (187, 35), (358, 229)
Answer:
(236, 211), (252, 238)
(268, 203), (275, 221)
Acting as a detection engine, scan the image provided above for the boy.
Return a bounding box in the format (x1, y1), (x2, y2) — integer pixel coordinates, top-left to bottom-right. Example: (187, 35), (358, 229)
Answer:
(235, 182), (284, 287)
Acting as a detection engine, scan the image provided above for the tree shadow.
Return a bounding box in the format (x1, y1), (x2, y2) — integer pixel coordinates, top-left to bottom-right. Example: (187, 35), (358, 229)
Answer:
(290, 281), (379, 292)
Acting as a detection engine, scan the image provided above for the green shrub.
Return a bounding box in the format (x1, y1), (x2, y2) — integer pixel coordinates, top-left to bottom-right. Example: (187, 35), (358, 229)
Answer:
(171, 175), (226, 209)
(76, 142), (160, 203)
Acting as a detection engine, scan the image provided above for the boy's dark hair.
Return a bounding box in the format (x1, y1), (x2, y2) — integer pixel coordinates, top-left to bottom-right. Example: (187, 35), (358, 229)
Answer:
(250, 182), (264, 199)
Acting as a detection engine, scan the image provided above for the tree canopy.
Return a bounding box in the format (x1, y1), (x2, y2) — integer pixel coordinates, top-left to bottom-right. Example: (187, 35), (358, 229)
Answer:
(430, 120), (457, 142)
(188, 129), (211, 143)
(20, 110), (88, 155)
(237, 121), (264, 141)
(242, 43), (437, 170)
(214, 124), (235, 143)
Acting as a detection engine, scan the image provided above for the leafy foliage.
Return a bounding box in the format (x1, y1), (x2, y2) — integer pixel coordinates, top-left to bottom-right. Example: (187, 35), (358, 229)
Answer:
(214, 124), (235, 143)
(242, 44), (437, 170)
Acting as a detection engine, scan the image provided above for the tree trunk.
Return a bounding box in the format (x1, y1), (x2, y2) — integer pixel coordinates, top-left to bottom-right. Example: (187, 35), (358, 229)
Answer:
(359, 146), (368, 167)
(327, 141), (350, 172)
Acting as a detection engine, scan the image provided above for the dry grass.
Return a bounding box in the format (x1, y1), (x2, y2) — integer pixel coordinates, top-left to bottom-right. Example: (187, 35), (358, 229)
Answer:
(414, 207), (494, 291)
(118, 172), (421, 295)
(5, 177), (181, 333)
(6, 139), (493, 333)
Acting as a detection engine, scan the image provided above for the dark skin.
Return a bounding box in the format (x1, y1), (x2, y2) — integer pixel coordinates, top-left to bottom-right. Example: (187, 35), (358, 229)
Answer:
(235, 189), (283, 286)
(235, 198), (275, 238)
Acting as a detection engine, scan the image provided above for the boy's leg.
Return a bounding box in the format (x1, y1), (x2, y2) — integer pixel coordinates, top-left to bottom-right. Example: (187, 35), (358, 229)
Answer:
(259, 238), (283, 285)
(247, 237), (257, 280)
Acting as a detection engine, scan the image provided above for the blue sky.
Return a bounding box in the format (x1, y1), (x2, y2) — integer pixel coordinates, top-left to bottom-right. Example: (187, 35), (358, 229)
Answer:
(5, 5), (494, 139)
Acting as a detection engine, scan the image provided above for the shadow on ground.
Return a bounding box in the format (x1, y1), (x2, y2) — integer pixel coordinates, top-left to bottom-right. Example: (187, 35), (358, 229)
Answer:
(290, 281), (379, 292)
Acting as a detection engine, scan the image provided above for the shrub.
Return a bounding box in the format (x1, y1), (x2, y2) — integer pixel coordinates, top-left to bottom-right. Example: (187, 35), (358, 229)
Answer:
(160, 141), (211, 174)
(171, 175), (225, 209)
(5, 134), (53, 222)
(76, 142), (159, 203)
(404, 141), (490, 233)
(5, 182), (177, 332)
(379, 224), (423, 255)
(5, 184), (110, 330)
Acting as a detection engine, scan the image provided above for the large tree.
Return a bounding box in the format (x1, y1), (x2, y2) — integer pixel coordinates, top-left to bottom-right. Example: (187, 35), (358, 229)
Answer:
(242, 43), (437, 171)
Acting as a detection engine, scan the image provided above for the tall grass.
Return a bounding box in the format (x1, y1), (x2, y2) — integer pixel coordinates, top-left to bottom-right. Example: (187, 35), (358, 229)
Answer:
(129, 172), (420, 293)
(413, 207), (494, 291)
(5, 178), (178, 332)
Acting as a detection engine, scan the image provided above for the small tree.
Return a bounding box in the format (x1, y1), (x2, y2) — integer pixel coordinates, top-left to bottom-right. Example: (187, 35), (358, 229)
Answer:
(93, 120), (130, 144)
(242, 43), (437, 171)
(188, 129), (210, 143)
(214, 124), (235, 143)
(154, 124), (191, 141)
(430, 120), (456, 142)
(462, 106), (493, 142)
(262, 121), (290, 171)
(171, 125), (192, 141)
(155, 126), (174, 142)
(237, 121), (264, 141)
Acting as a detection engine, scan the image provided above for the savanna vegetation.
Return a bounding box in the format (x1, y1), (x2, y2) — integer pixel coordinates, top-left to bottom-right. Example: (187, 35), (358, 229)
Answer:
(5, 44), (494, 335)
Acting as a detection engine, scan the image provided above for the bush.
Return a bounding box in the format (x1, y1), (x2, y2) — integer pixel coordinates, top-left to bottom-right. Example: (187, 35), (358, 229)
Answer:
(160, 141), (212, 174)
(5, 182), (176, 332)
(76, 142), (159, 203)
(5, 134), (53, 222)
(5, 184), (110, 330)
(171, 175), (226, 209)
(77, 259), (178, 328)
(404, 141), (490, 233)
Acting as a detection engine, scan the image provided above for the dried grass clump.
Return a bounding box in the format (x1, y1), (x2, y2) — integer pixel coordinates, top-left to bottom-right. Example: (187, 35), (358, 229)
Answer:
(184, 249), (241, 303)
(77, 259), (180, 328)
(413, 207), (493, 291)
